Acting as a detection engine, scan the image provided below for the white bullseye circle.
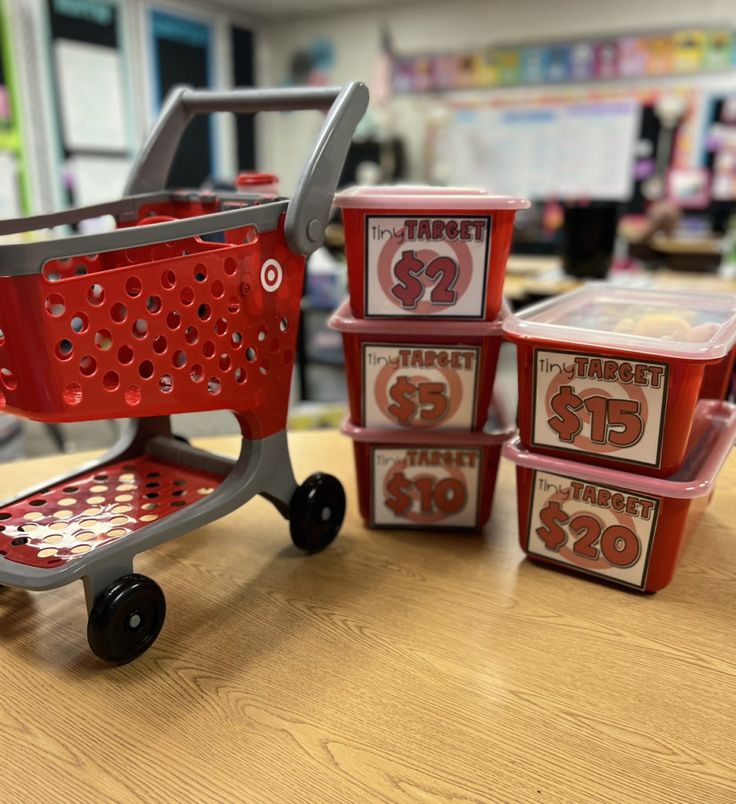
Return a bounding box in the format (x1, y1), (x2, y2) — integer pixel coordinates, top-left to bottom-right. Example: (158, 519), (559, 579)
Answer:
(260, 259), (283, 293)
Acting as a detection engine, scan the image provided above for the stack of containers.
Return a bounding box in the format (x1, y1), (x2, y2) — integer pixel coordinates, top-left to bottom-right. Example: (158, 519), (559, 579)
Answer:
(330, 186), (530, 530)
(502, 285), (736, 592)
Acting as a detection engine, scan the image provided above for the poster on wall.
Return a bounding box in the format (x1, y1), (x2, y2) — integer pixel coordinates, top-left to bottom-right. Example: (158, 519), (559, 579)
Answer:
(54, 39), (127, 152)
(47, 0), (133, 211)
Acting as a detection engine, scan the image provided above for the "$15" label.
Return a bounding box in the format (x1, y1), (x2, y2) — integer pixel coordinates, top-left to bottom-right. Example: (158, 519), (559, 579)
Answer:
(532, 350), (668, 468)
(527, 470), (660, 589)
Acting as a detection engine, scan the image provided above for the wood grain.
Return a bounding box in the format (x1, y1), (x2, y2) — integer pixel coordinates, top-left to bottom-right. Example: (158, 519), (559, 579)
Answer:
(0, 430), (734, 803)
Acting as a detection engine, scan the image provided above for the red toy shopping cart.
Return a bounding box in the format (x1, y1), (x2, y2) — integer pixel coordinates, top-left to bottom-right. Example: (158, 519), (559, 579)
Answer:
(0, 82), (368, 663)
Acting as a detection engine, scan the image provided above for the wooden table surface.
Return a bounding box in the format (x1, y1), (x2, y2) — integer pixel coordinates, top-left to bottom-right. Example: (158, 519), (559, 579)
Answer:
(1, 430), (735, 803)
(502, 260), (736, 304)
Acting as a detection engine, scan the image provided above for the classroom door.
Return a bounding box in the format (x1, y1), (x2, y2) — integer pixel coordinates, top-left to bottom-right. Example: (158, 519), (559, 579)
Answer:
(150, 9), (212, 188)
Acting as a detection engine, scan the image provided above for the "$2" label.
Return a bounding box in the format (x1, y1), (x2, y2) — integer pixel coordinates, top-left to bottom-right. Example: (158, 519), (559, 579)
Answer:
(390, 251), (459, 310)
(365, 215), (491, 318)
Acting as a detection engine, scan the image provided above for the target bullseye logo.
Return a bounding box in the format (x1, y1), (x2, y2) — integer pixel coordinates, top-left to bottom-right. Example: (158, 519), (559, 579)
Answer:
(260, 259), (283, 293)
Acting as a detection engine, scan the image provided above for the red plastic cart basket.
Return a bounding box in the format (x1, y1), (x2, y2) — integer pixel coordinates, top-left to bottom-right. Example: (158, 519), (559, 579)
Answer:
(0, 82), (368, 664)
(504, 399), (736, 592)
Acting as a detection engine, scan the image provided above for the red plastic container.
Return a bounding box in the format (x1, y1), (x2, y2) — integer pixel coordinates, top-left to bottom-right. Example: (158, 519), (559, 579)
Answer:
(236, 172), (279, 197)
(700, 346), (736, 400)
(342, 414), (514, 530)
(503, 284), (736, 476)
(504, 400), (736, 593)
(335, 185), (529, 321)
(0, 199), (302, 437)
(329, 299), (507, 431)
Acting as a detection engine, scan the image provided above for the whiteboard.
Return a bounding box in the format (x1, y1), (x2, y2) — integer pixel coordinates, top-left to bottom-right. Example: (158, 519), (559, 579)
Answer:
(54, 39), (128, 152)
(439, 99), (640, 201)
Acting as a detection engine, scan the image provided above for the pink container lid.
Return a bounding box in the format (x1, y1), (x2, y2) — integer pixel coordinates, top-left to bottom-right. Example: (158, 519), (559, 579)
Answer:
(503, 399), (736, 499)
(329, 297), (509, 337)
(334, 184), (530, 211)
(342, 399), (516, 446)
(503, 283), (736, 361)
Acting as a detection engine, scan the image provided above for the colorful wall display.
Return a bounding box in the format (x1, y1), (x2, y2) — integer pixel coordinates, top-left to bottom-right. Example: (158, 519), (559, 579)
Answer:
(392, 28), (736, 94)
(0, 0), (27, 215)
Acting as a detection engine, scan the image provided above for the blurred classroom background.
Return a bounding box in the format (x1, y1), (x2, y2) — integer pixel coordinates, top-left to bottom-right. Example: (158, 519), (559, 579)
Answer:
(1, 0), (736, 457)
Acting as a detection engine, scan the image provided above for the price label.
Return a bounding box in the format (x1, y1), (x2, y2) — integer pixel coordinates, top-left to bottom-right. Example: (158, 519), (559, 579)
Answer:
(365, 215), (492, 318)
(372, 446), (481, 528)
(363, 344), (480, 430)
(527, 469), (660, 589)
(532, 349), (669, 468)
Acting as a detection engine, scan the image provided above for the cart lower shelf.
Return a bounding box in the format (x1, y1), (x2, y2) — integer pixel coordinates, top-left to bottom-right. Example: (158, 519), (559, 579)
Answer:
(0, 424), (346, 664)
(0, 454), (223, 569)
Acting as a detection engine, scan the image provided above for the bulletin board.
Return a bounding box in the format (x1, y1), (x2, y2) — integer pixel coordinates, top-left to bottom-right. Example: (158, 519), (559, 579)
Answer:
(149, 8), (213, 189)
(46, 0), (133, 208)
(393, 27), (736, 93)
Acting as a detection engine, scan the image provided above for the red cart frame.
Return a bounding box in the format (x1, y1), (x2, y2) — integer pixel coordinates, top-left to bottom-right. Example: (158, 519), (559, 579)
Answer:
(0, 82), (368, 663)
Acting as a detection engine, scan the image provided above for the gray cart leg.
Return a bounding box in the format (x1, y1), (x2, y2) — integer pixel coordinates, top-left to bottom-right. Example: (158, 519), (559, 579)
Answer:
(76, 425), (344, 664)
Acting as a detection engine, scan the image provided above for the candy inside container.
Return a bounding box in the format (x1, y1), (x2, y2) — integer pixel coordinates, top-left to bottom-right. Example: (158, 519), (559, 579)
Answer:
(557, 302), (727, 343)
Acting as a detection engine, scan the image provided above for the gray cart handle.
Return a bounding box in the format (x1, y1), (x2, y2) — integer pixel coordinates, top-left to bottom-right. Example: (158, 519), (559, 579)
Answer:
(126, 83), (369, 255)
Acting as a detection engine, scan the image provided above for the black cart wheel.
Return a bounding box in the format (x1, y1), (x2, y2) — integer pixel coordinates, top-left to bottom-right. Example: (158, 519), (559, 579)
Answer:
(87, 573), (166, 664)
(289, 473), (345, 553)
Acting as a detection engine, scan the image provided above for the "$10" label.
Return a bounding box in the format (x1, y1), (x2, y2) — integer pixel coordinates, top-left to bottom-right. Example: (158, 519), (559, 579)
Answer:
(372, 446), (481, 528)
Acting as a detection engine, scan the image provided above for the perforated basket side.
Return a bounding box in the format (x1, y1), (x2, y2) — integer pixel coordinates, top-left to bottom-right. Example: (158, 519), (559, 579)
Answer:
(0, 222), (304, 436)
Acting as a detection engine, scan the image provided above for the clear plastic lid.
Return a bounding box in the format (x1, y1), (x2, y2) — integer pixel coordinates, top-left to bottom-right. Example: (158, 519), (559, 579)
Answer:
(503, 400), (736, 499)
(334, 184), (530, 211)
(503, 283), (736, 360)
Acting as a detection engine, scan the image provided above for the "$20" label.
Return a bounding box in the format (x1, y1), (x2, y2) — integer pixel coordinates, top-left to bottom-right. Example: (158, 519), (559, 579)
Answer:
(372, 446), (481, 528)
(527, 470), (660, 589)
